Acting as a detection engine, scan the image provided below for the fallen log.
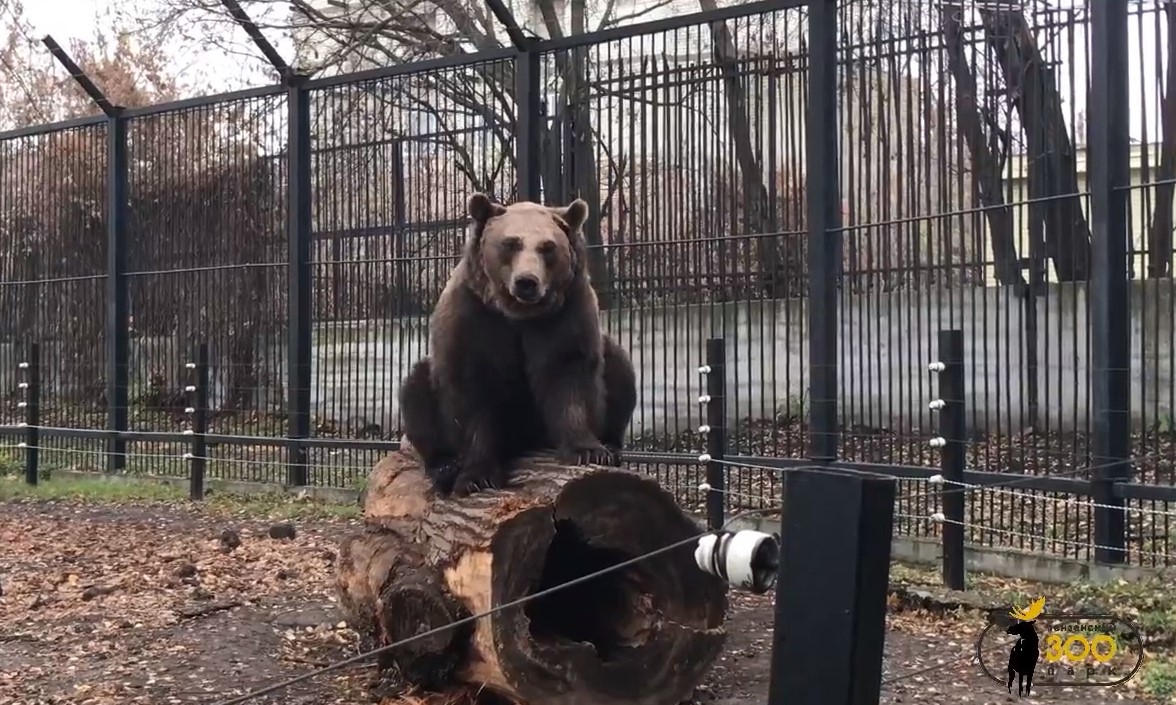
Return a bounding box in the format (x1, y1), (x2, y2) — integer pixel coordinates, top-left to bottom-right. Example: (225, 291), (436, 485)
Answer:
(336, 446), (728, 705)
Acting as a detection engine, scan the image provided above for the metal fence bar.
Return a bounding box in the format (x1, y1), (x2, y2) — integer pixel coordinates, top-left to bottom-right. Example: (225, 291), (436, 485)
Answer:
(105, 112), (129, 474)
(704, 338), (727, 530)
(22, 344), (40, 486)
(188, 343), (210, 501)
(1089, 0), (1132, 565)
(806, 0), (840, 462)
(287, 76), (313, 488)
(937, 330), (966, 591)
(516, 49), (541, 201)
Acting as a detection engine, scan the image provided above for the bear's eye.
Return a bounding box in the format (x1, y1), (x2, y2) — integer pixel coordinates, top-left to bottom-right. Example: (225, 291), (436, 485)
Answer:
(537, 240), (557, 256)
(501, 237), (523, 252)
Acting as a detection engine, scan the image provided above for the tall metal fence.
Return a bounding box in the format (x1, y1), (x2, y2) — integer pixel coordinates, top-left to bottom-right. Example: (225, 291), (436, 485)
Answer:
(1, 0), (1174, 568)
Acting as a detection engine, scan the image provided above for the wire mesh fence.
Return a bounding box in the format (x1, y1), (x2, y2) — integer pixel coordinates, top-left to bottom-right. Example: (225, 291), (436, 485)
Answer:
(0, 0), (1173, 567)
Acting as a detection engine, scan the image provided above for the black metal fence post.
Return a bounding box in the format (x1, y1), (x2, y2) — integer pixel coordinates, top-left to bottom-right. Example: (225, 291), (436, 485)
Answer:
(516, 47), (542, 202)
(703, 338), (726, 531)
(21, 343), (39, 486)
(107, 112), (130, 474)
(806, 0), (841, 462)
(286, 74), (313, 488)
(1089, 0), (1131, 564)
(1081, 0), (1128, 564)
(187, 343), (210, 501)
(936, 330), (966, 590)
(767, 466), (895, 705)
(41, 37), (129, 474)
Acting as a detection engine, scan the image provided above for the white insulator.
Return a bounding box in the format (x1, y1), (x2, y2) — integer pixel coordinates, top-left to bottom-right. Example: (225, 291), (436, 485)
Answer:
(928, 399), (946, 410)
(698, 453), (712, 463)
(16, 402), (26, 408)
(694, 530), (780, 594)
(698, 394), (711, 404)
(184, 385), (196, 393)
(184, 407), (195, 414)
(927, 361), (946, 372)
(699, 424), (712, 434)
(930, 512), (946, 523)
(17, 362), (28, 369)
(698, 364), (712, 374)
(927, 474), (945, 485)
(182, 452), (194, 459)
(185, 362), (196, 369)
(17, 382), (28, 389)
(17, 442), (26, 448)
(182, 429), (194, 435)
(928, 436), (947, 448)
(699, 482), (712, 491)
(17, 422), (26, 428)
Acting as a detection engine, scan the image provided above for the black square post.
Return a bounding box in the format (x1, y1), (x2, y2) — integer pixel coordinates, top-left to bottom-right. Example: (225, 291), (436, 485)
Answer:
(286, 75), (313, 488)
(1088, 0), (1131, 564)
(515, 48), (542, 202)
(806, 0), (841, 462)
(767, 467), (895, 705)
(938, 329), (966, 590)
(106, 111), (130, 473)
(704, 338), (726, 530)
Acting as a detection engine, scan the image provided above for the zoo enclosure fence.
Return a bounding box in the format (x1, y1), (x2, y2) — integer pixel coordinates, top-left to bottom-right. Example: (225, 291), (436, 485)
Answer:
(0, 0), (1175, 571)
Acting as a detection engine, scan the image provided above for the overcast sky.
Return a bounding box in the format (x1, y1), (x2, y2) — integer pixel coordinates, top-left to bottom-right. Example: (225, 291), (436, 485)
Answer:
(18, 0), (1173, 144)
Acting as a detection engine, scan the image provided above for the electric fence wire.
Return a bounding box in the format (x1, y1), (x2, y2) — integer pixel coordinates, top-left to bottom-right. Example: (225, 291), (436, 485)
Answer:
(205, 493), (810, 705)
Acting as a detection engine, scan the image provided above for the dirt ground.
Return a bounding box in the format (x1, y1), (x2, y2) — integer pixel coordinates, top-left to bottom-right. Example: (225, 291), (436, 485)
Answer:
(0, 501), (1157, 705)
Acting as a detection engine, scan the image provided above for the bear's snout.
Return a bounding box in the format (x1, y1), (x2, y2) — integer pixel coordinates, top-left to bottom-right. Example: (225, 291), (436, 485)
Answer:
(511, 274), (544, 303)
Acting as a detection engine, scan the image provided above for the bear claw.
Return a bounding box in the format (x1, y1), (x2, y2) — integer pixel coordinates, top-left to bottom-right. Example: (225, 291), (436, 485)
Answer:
(449, 464), (505, 497)
(557, 442), (615, 467)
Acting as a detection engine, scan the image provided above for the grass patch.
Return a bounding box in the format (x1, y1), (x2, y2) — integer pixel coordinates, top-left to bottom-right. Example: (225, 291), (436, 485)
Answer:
(1140, 657), (1176, 699)
(0, 474), (362, 521)
(0, 474), (185, 503)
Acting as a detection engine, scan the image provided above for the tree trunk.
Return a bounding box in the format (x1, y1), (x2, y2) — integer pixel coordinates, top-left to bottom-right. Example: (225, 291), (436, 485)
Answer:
(940, 4), (1025, 289)
(1148, 0), (1176, 278)
(337, 447), (728, 705)
(981, 9), (1091, 282)
(699, 0), (782, 298)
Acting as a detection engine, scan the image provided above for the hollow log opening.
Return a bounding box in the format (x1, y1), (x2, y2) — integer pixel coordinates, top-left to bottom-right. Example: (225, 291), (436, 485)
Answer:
(523, 519), (649, 659)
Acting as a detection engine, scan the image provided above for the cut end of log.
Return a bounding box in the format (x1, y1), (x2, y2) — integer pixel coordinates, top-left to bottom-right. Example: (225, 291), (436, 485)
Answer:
(339, 449), (729, 705)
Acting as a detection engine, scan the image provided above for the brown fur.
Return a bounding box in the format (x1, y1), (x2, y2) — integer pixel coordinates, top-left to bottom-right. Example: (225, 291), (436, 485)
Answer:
(398, 193), (637, 497)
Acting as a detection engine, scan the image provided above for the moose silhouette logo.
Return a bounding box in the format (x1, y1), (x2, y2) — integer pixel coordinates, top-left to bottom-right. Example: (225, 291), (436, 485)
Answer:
(976, 596), (1145, 692)
(1005, 597), (1045, 697)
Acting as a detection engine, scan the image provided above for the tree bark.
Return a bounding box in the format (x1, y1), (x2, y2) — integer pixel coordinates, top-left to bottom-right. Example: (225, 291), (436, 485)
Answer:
(337, 447), (728, 705)
(940, 4), (1025, 289)
(1148, 0), (1176, 278)
(981, 9), (1091, 282)
(699, 0), (782, 298)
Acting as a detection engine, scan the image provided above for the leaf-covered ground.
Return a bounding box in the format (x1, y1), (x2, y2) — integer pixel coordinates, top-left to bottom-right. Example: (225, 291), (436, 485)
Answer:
(0, 478), (1172, 705)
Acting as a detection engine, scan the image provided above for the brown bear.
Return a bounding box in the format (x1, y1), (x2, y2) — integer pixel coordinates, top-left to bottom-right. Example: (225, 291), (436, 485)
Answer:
(398, 193), (638, 497)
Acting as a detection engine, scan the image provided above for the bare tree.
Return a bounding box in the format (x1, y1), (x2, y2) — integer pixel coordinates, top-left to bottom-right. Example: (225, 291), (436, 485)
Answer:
(131, 0), (701, 307)
(1148, 0), (1176, 278)
(980, 6), (1091, 282)
(0, 2), (283, 419)
(940, 3), (1024, 288)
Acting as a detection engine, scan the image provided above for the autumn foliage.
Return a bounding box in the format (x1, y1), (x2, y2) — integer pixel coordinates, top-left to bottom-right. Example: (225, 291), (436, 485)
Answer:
(0, 3), (283, 409)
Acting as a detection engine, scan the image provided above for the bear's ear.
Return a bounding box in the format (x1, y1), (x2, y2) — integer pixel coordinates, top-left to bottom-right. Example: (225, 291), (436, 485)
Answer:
(550, 198), (589, 232)
(468, 193), (507, 224)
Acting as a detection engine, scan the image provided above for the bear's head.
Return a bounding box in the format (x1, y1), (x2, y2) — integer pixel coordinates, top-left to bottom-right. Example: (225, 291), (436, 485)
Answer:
(463, 192), (590, 320)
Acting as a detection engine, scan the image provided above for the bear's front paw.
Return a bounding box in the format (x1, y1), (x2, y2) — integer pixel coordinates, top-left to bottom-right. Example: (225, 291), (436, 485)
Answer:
(425, 462), (461, 496)
(450, 464), (505, 498)
(556, 441), (614, 466)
